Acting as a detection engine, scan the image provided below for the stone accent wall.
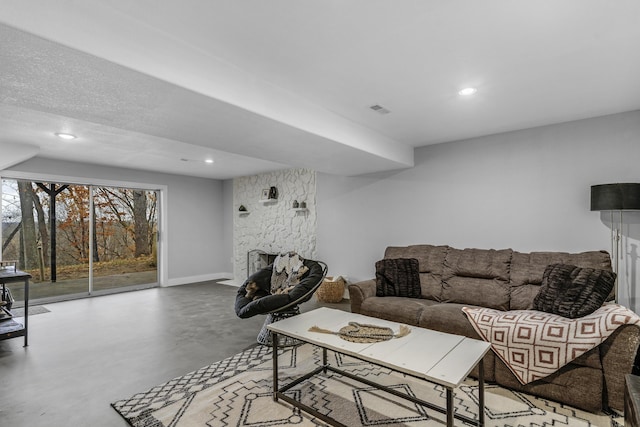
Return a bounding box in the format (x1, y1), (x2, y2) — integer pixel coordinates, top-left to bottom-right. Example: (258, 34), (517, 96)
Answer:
(233, 168), (317, 281)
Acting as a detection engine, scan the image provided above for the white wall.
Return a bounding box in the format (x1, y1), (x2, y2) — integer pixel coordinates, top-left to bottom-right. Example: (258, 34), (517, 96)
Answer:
(317, 110), (640, 311)
(4, 158), (226, 286)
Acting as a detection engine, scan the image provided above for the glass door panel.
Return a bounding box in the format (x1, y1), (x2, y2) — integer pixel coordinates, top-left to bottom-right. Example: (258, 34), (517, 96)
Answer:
(91, 186), (158, 292)
(1, 179), (89, 302)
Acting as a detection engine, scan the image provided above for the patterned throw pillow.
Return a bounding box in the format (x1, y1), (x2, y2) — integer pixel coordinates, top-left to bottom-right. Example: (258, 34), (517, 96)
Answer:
(532, 263), (616, 318)
(375, 258), (421, 298)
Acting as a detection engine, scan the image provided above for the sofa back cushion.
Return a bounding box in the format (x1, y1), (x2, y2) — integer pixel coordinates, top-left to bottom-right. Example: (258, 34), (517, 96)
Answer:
(441, 248), (512, 310)
(509, 250), (613, 310)
(385, 245), (449, 301)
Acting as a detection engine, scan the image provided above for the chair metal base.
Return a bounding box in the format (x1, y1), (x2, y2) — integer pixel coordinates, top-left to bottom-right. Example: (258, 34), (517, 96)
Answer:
(257, 309), (303, 347)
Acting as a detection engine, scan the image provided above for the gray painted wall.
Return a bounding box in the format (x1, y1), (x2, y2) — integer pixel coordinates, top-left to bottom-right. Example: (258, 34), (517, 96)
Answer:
(4, 158), (226, 285)
(222, 179), (234, 275)
(317, 110), (640, 311)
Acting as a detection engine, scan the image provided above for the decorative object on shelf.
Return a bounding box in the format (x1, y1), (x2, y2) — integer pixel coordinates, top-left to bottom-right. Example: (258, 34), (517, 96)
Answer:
(269, 186), (278, 200)
(239, 205), (247, 212)
(261, 189), (270, 200)
(299, 201), (307, 209)
(292, 200), (299, 208)
(315, 275), (346, 303)
(590, 183), (640, 302)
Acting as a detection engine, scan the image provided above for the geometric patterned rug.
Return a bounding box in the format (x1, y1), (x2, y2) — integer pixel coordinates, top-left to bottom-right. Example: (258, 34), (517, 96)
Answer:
(111, 343), (624, 426)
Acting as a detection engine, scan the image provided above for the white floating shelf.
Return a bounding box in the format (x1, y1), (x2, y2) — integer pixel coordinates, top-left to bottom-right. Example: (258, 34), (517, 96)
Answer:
(293, 208), (308, 212)
(259, 199), (278, 204)
(238, 211), (250, 216)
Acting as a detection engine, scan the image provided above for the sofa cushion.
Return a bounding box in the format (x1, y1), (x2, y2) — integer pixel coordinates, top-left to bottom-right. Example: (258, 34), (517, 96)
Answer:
(509, 250), (613, 310)
(385, 245), (449, 300)
(441, 248), (512, 310)
(418, 302), (484, 340)
(494, 358), (603, 413)
(375, 258), (421, 298)
(533, 264), (615, 318)
(360, 296), (437, 326)
(417, 302), (496, 381)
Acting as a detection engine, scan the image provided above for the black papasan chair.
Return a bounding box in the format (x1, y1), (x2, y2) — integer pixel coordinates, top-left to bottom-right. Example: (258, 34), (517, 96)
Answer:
(235, 252), (327, 346)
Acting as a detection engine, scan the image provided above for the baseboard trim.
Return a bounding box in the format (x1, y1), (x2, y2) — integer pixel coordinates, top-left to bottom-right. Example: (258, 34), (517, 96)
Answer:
(164, 272), (233, 287)
(218, 279), (243, 287)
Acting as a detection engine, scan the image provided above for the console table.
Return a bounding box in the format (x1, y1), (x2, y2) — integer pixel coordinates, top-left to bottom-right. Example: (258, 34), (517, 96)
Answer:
(0, 268), (31, 347)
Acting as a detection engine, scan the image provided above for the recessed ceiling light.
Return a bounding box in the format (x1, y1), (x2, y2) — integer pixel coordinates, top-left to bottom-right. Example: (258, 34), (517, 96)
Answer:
(55, 132), (77, 140)
(458, 87), (477, 96)
(205, 159), (214, 164)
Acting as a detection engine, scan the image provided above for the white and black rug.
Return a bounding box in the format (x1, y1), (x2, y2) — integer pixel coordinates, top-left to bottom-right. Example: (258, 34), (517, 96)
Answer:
(112, 343), (623, 426)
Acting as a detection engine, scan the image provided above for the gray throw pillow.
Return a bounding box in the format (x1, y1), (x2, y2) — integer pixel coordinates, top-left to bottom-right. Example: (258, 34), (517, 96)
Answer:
(533, 263), (616, 319)
(375, 258), (421, 298)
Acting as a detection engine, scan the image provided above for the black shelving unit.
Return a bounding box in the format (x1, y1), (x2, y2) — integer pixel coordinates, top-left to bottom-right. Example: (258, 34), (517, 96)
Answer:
(0, 267), (31, 347)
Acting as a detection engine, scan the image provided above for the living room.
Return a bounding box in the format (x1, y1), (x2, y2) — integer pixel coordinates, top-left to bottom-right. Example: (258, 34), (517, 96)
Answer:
(2, 2), (640, 426)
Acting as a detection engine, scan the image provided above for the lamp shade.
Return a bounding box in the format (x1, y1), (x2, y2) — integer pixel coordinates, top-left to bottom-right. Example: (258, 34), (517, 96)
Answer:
(590, 183), (640, 211)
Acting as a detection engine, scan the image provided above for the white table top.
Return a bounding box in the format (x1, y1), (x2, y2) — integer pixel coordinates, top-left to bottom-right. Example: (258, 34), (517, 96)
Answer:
(267, 307), (490, 388)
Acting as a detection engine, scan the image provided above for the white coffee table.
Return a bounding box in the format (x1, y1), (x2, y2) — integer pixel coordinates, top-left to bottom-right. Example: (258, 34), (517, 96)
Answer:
(267, 307), (491, 427)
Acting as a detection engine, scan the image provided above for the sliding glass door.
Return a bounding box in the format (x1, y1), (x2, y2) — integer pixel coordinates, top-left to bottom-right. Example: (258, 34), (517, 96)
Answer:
(1, 178), (158, 304)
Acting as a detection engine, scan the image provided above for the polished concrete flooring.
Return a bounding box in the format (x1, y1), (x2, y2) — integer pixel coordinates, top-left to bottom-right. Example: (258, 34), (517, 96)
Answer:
(0, 281), (350, 427)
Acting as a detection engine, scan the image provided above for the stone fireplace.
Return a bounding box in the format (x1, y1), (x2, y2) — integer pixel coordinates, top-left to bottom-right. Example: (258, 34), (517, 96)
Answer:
(233, 168), (317, 281)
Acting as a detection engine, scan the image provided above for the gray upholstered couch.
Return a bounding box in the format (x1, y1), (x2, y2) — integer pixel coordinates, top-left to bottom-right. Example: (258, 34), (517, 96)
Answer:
(348, 244), (640, 413)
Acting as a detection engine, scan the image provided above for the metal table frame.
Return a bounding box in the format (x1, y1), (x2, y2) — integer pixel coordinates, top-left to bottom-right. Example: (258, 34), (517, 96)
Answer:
(270, 331), (485, 427)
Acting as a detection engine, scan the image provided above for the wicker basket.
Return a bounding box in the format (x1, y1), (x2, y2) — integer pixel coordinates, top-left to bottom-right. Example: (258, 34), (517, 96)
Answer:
(315, 276), (346, 303)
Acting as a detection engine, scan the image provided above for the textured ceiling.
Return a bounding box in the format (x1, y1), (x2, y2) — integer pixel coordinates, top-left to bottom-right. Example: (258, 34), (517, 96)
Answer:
(1, 1), (639, 179)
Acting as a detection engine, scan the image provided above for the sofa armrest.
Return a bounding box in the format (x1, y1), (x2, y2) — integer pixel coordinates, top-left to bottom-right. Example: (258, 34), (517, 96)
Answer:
(600, 324), (640, 411)
(348, 279), (376, 314)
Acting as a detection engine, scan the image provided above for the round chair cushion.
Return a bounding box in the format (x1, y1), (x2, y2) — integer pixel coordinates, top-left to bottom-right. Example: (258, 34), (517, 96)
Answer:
(235, 259), (324, 319)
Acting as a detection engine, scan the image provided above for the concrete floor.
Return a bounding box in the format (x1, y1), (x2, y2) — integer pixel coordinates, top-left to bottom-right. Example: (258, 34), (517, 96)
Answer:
(0, 281), (350, 427)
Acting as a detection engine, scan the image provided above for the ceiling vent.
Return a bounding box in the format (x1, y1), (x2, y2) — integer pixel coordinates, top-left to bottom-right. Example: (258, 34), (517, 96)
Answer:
(369, 104), (391, 115)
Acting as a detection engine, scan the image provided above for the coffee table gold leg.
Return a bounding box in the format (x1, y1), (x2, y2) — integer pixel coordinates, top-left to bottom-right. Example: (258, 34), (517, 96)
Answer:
(322, 347), (327, 373)
(272, 332), (278, 401)
(446, 388), (453, 427)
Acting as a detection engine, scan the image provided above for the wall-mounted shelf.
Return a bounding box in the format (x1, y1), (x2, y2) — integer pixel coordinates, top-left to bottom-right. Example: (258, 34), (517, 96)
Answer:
(259, 199), (278, 205)
(293, 208), (308, 213)
(238, 211), (250, 216)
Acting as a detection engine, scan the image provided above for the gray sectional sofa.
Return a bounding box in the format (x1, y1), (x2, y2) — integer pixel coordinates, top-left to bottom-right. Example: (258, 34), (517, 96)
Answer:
(348, 244), (640, 412)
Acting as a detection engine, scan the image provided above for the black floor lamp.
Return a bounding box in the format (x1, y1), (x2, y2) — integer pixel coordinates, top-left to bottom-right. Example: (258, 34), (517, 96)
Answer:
(590, 183), (640, 302)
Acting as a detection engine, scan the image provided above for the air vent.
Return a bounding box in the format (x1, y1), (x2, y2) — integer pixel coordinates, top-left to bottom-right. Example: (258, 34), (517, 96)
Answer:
(369, 104), (391, 115)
